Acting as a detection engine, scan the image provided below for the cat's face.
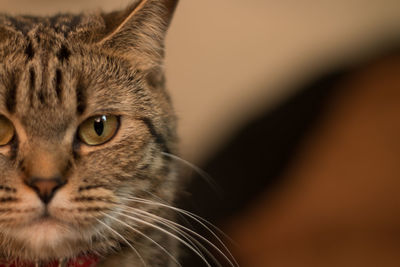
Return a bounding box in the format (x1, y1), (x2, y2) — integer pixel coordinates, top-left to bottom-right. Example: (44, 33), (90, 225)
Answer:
(0, 0), (178, 262)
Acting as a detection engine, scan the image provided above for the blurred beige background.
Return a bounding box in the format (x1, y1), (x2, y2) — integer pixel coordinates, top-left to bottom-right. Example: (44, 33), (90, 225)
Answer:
(1, 0), (399, 163)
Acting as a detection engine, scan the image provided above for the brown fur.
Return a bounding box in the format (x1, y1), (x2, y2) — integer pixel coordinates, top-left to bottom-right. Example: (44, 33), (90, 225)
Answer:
(0, 0), (179, 266)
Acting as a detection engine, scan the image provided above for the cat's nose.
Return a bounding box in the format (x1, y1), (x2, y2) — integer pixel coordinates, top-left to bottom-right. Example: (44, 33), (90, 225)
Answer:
(24, 176), (66, 204)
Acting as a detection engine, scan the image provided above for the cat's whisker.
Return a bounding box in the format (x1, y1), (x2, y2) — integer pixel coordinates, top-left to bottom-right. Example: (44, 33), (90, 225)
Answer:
(142, 190), (199, 237)
(123, 207), (208, 265)
(100, 212), (182, 267)
(123, 195), (238, 247)
(112, 210), (212, 267)
(119, 195), (238, 267)
(120, 206), (224, 267)
(121, 204), (236, 267)
(136, 190), (209, 261)
(120, 196), (239, 266)
(95, 218), (147, 267)
(139, 191), (206, 258)
(161, 152), (221, 194)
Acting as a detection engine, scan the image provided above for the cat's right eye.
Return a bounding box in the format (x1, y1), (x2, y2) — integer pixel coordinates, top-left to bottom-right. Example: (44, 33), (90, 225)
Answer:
(0, 116), (14, 146)
(78, 115), (119, 146)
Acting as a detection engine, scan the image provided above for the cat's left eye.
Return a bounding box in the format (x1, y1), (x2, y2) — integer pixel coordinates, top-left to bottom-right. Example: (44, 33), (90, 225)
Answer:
(0, 116), (15, 146)
(78, 115), (119, 146)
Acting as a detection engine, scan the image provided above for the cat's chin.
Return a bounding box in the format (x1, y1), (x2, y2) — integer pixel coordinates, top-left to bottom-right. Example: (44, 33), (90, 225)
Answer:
(9, 217), (83, 260)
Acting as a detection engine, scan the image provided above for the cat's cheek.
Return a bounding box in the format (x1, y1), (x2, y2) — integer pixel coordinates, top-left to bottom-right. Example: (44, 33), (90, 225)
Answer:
(46, 185), (81, 222)
(11, 185), (45, 224)
(47, 181), (115, 228)
(47, 186), (83, 224)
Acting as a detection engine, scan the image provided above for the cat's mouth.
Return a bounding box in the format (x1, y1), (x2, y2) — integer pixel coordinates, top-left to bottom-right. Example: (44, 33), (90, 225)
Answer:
(32, 213), (61, 227)
(28, 205), (65, 228)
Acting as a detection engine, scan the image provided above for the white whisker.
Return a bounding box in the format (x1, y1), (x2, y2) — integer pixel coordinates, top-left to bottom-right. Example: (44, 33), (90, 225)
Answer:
(96, 218), (147, 267)
(143, 190), (198, 234)
(161, 152), (221, 193)
(120, 196), (239, 267)
(125, 195), (237, 246)
(101, 212), (182, 267)
(113, 210), (213, 267)
(120, 206), (224, 267)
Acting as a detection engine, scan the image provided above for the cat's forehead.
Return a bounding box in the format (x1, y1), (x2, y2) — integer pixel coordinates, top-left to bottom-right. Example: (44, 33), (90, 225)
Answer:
(0, 13), (104, 38)
(0, 14), (146, 140)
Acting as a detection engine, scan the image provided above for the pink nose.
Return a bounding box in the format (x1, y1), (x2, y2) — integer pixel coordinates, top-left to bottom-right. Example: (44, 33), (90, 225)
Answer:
(24, 177), (66, 204)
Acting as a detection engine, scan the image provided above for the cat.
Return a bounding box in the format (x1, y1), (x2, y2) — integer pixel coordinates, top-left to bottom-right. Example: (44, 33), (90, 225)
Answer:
(0, 0), (184, 266)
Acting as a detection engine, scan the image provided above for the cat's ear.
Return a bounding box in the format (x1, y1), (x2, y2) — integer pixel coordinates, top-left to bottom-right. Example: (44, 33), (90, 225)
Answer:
(98, 0), (179, 68)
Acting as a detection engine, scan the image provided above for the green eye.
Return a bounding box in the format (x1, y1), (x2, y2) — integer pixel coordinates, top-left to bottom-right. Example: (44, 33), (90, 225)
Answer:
(78, 115), (119, 146)
(0, 116), (14, 146)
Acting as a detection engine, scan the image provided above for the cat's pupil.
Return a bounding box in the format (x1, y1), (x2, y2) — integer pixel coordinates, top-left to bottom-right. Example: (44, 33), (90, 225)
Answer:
(94, 117), (105, 136)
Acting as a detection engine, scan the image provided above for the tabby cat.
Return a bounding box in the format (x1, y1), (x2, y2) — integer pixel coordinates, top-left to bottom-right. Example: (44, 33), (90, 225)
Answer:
(0, 0), (184, 266)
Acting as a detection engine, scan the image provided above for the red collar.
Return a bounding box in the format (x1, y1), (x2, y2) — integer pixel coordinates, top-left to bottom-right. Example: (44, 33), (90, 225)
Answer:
(0, 255), (99, 267)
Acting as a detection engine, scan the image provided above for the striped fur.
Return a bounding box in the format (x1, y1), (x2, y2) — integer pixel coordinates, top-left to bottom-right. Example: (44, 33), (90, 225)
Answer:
(0, 0), (179, 266)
